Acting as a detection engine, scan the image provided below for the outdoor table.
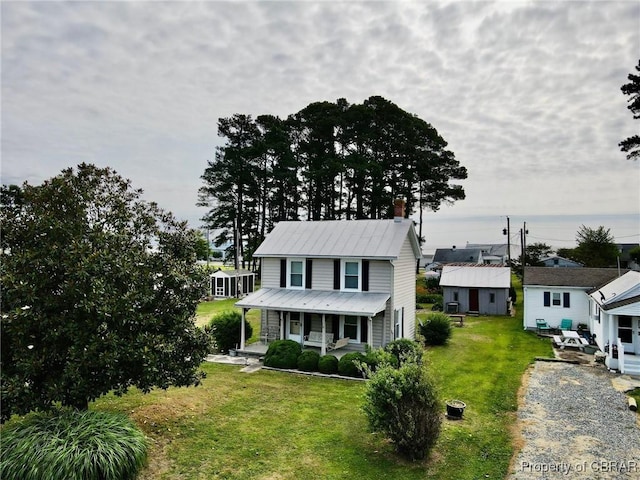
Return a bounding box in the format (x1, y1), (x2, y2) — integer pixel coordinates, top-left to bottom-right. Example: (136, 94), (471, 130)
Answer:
(560, 330), (586, 350)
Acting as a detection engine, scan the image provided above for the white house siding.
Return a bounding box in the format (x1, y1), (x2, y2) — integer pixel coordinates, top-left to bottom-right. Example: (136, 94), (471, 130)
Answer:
(261, 258), (281, 288)
(523, 285), (590, 330)
(392, 235), (417, 340)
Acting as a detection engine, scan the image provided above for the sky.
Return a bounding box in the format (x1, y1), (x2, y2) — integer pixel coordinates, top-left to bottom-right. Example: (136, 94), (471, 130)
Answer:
(2, 0), (639, 252)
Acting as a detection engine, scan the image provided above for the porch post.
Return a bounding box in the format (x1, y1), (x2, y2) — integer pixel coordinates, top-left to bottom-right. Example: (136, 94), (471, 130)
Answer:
(279, 311), (284, 340)
(240, 308), (246, 351)
(368, 316), (373, 348)
(301, 313), (305, 348)
(321, 314), (327, 356)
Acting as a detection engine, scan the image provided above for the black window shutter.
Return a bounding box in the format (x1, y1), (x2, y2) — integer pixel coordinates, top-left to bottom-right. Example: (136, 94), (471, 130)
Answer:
(304, 313), (312, 336)
(362, 260), (369, 292)
(305, 259), (313, 289)
(543, 291), (550, 307)
(280, 259), (286, 288)
(361, 317), (368, 344)
(563, 292), (570, 308)
(333, 260), (341, 290)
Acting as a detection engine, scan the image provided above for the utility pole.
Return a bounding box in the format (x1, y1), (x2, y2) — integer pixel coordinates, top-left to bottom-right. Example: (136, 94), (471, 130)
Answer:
(503, 216), (511, 266)
(520, 222), (529, 280)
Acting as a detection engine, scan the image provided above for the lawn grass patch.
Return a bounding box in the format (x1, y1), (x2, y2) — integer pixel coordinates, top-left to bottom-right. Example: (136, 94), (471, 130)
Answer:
(90, 298), (552, 479)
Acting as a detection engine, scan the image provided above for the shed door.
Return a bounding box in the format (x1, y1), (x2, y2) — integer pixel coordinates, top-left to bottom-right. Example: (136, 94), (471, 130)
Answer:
(469, 289), (479, 312)
(215, 278), (225, 297)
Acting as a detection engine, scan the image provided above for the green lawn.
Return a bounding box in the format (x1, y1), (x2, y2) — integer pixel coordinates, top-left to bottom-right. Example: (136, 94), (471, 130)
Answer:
(93, 289), (552, 479)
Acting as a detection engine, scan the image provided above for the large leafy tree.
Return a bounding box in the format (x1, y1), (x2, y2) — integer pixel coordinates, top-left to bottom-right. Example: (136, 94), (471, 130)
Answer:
(620, 59), (640, 161)
(573, 225), (619, 267)
(1, 164), (210, 420)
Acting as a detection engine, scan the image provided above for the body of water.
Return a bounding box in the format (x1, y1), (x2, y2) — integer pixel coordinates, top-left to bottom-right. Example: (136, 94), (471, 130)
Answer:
(419, 213), (639, 253)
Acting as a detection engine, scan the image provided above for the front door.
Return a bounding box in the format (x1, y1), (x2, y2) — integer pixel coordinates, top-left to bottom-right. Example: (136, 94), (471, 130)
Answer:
(215, 278), (225, 297)
(287, 312), (302, 343)
(469, 289), (479, 312)
(618, 316), (639, 354)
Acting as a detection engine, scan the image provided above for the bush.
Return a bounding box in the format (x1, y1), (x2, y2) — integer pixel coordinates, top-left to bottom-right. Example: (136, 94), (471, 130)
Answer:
(0, 409), (147, 480)
(419, 312), (452, 346)
(318, 355), (339, 374)
(362, 363), (442, 460)
(297, 350), (320, 372)
(338, 352), (366, 377)
(424, 276), (441, 292)
(207, 310), (252, 353)
(384, 339), (424, 366)
(416, 292), (443, 305)
(264, 340), (302, 369)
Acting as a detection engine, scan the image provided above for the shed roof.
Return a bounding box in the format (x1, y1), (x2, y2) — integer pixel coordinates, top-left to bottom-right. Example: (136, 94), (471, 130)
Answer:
(439, 265), (511, 288)
(235, 288), (390, 316)
(253, 219), (420, 260)
(210, 269), (254, 278)
(524, 267), (625, 288)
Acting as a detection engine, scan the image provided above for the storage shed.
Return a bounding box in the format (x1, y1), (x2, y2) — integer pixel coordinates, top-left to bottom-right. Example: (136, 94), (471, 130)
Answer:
(210, 269), (255, 298)
(439, 264), (512, 315)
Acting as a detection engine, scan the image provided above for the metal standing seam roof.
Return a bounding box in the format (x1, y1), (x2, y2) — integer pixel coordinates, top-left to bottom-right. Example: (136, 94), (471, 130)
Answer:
(235, 288), (390, 316)
(589, 270), (640, 307)
(252, 219), (420, 259)
(439, 265), (511, 288)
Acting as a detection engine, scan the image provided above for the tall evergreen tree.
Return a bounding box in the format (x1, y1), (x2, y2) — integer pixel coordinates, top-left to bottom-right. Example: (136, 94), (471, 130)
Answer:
(620, 59), (640, 161)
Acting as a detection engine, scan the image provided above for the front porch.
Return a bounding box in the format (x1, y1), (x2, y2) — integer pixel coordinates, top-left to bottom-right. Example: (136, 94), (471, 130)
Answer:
(236, 341), (353, 360)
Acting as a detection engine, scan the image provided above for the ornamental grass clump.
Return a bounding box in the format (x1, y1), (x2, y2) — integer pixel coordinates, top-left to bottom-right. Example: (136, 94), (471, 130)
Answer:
(264, 340), (302, 369)
(0, 409), (147, 480)
(419, 312), (452, 346)
(362, 362), (442, 461)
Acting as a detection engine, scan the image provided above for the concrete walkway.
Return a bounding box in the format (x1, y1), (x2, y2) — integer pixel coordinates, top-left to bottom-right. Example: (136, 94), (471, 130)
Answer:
(205, 354), (263, 373)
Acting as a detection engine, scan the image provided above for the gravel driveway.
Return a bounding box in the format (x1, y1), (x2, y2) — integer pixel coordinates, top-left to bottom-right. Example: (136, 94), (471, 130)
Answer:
(508, 361), (640, 479)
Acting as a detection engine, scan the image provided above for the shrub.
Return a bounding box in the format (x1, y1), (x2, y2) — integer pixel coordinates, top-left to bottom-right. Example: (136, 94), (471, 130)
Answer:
(0, 409), (147, 480)
(419, 312), (452, 346)
(264, 340), (302, 369)
(297, 350), (320, 372)
(416, 292), (443, 305)
(318, 354), (339, 374)
(338, 352), (365, 377)
(207, 310), (252, 353)
(424, 276), (441, 292)
(384, 339), (424, 366)
(361, 344), (397, 372)
(362, 363), (442, 460)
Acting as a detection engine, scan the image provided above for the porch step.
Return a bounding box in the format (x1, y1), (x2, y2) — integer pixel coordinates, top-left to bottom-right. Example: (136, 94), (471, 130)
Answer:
(622, 355), (640, 376)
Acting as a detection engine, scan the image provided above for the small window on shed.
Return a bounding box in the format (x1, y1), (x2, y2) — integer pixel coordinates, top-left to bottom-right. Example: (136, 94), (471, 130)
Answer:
(489, 293), (495, 303)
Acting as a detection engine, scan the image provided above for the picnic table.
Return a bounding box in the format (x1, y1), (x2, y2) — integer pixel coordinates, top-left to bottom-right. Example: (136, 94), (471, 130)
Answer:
(449, 314), (465, 327)
(553, 330), (589, 351)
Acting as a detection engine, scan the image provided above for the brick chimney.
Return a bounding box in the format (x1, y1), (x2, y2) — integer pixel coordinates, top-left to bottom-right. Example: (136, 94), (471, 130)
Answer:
(393, 199), (405, 222)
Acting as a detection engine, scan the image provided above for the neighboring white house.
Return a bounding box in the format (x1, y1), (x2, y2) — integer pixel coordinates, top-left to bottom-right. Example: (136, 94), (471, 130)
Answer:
(523, 267), (624, 331)
(587, 270), (640, 375)
(235, 216), (421, 355)
(540, 255), (583, 268)
(465, 243), (510, 265)
(210, 269), (255, 298)
(439, 264), (511, 315)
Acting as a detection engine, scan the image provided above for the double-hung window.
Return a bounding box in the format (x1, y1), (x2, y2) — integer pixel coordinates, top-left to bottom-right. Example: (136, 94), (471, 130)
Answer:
(342, 315), (361, 343)
(543, 291), (570, 308)
(288, 259), (304, 289)
(342, 260), (361, 291)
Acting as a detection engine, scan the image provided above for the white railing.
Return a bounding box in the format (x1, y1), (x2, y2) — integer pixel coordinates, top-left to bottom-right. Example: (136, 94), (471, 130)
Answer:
(617, 337), (625, 374)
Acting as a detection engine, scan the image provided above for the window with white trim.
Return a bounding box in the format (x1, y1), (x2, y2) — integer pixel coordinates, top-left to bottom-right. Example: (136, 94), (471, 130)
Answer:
(288, 259), (304, 289)
(341, 259), (361, 291)
(341, 315), (361, 343)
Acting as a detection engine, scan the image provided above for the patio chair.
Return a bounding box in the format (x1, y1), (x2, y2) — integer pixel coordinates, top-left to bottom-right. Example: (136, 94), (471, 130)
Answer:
(560, 319), (573, 331)
(536, 319), (551, 334)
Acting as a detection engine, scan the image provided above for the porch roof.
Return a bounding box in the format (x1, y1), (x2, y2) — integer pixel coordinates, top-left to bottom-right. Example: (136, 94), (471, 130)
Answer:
(235, 288), (390, 317)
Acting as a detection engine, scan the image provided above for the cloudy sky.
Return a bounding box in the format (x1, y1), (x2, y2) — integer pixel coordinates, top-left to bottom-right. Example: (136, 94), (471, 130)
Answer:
(2, 0), (639, 249)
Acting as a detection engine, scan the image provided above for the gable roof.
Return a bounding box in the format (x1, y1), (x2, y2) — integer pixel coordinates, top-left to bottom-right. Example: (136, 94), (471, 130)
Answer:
(433, 248), (482, 264)
(466, 243), (509, 257)
(253, 219), (421, 260)
(524, 267), (625, 288)
(440, 264), (511, 288)
(589, 271), (640, 310)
